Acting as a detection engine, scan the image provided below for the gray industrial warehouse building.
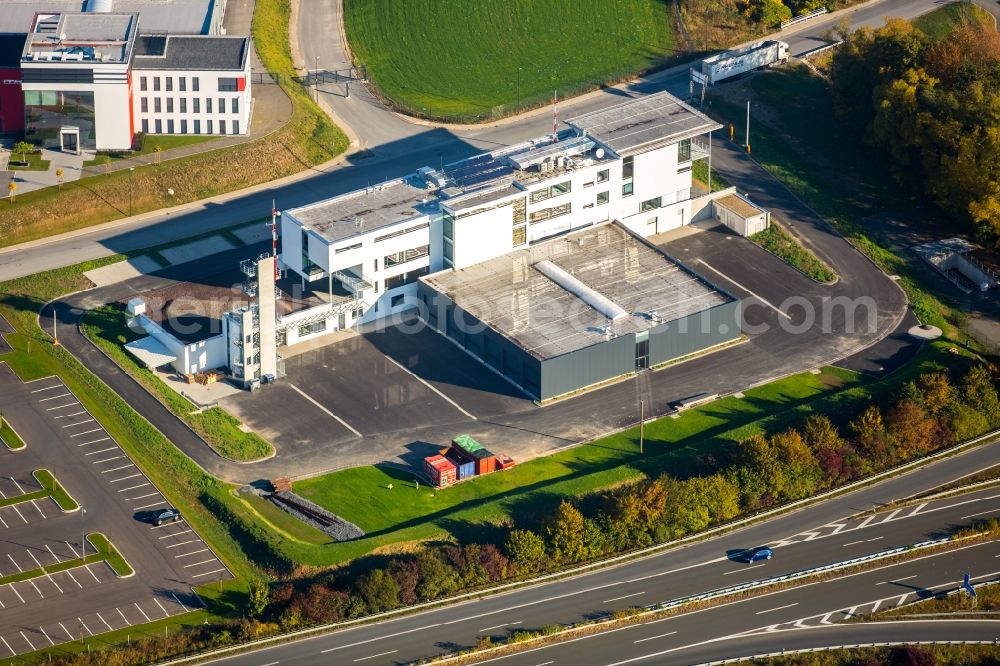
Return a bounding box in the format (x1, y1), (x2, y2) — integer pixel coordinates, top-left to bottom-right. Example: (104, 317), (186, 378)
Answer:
(419, 223), (741, 401)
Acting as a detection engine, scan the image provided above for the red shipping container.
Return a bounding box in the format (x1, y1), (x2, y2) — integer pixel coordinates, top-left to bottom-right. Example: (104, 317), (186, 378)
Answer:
(424, 455), (456, 487)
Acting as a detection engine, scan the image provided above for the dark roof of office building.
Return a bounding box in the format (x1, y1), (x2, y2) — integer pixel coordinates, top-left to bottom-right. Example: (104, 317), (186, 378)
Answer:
(132, 34), (247, 70)
(567, 91), (722, 157)
(0, 34), (27, 67)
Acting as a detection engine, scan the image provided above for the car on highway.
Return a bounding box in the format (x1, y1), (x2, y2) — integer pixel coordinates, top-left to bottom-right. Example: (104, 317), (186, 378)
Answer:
(153, 508), (182, 526)
(744, 546), (773, 563)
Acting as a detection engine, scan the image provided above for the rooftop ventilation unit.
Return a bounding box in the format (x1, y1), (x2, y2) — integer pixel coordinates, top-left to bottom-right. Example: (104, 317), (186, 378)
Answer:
(87, 0), (114, 12)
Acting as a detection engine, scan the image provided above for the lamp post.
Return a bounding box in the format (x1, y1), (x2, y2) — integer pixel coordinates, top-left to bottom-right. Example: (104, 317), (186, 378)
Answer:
(315, 55), (320, 103)
(80, 507), (87, 558)
(516, 66), (522, 112)
(128, 167), (134, 217)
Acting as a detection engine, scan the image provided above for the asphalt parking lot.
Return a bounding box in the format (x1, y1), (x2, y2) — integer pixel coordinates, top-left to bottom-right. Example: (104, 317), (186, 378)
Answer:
(0, 363), (230, 658)
(221, 321), (535, 469)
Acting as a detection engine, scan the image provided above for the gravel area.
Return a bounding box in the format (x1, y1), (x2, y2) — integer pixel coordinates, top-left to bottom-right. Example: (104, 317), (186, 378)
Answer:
(269, 490), (365, 541)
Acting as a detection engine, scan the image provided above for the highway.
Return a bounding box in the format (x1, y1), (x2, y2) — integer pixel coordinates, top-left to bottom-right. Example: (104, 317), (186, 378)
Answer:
(0, 0), (955, 283)
(203, 440), (1000, 665)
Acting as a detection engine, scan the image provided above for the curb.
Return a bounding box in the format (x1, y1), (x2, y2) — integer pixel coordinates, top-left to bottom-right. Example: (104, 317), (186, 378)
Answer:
(32, 468), (80, 513)
(0, 417), (26, 452)
(87, 533), (135, 579)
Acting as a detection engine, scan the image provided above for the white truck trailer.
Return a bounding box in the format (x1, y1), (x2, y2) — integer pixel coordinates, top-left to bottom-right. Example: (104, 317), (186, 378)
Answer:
(691, 40), (790, 88)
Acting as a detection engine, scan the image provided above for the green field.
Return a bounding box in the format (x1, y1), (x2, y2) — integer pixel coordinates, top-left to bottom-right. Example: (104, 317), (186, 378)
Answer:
(83, 134), (217, 167)
(912, 1), (991, 41)
(343, 0), (677, 120)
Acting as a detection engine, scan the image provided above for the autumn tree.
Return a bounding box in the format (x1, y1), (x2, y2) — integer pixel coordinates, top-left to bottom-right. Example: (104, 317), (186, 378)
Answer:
(355, 569), (400, 613)
(545, 500), (587, 564)
(917, 372), (954, 416)
(505, 529), (547, 574)
(886, 400), (936, 458)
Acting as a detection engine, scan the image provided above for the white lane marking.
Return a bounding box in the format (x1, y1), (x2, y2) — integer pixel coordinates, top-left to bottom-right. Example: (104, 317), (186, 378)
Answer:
(70, 428), (104, 437)
(30, 500), (45, 519)
(855, 515), (877, 529)
(159, 529), (194, 540)
(153, 597), (171, 618)
(78, 618), (92, 636)
(842, 540), (864, 547)
(896, 594), (910, 607)
(908, 502), (928, 516)
(876, 574), (917, 586)
(31, 384), (63, 392)
(59, 622), (73, 641)
(116, 607), (131, 626)
(62, 418), (95, 428)
(191, 568), (227, 578)
(132, 500), (167, 510)
(0, 635), (13, 656)
(6, 554), (21, 573)
(321, 624), (442, 653)
(116, 481), (150, 492)
(634, 631), (678, 643)
(127, 492), (159, 501)
(10, 504), (27, 524)
(102, 464), (135, 473)
(44, 544), (60, 564)
(383, 355), (478, 420)
(286, 383), (363, 437)
(84, 447), (118, 456)
(77, 437), (110, 446)
(111, 474), (144, 484)
(643, 617), (676, 626)
(39, 627), (54, 646)
(9, 583), (25, 603)
(39, 392), (71, 402)
(724, 563), (765, 575)
(46, 402), (79, 411)
(19, 631), (35, 651)
(819, 612), (834, 625)
(65, 569), (82, 589)
(175, 548), (210, 559)
(183, 559), (218, 568)
(64, 541), (80, 558)
(91, 456), (124, 465)
(880, 509), (902, 523)
(83, 564), (101, 583)
(353, 650), (398, 662)
(867, 536), (884, 543)
(603, 592), (645, 604)
(134, 602), (153, 622)
(170, 592), (190, 612)
(532, 663), (553, 666)
(962, 507), (1000, 520)
(165, 539), (198, 549)
(870, 600), (881, 613)
(53, 410), (87, 419)
(695, 260), (791, 320)
(756, 602), (799, 615)
(480, 621), (521, 632)
(96, 612), (113, 631)
(9, 477), (25, 494)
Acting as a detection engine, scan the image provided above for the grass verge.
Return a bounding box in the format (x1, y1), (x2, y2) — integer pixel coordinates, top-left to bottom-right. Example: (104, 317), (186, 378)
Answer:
(88, 532), (134, 576)
(344, 0), (675, 121)
(0, 0), (348, 248)
(80, 305), (274, 462)
(8, 152), (51, 171)
(35, 468), (79, 511)
(83, 134), (219, 167)
(749, 220), (837, 283)
(912, 2), (992, 40)
(0, 415), (26, 449)
(0, 532), (129, 585)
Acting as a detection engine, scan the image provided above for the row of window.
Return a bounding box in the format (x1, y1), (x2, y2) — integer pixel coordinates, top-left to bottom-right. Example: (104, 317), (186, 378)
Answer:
(139, 96), (239, 114)
(139, 75), (241, 93)
(529, 202), (572, 224)
(384, 244), (429, 268)
(374, 222), (429, 243)
(529, 180), (571, 204)
(140, 118), (240, 135)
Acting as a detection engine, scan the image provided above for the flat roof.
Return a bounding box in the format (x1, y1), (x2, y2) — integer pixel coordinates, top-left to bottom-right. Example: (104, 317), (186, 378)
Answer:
(287, 175), (435, 245)
(567, 91), (722, 157)
(0, 0), (218, 35)
(0, 34), (26, 67)
(716, 193), (765, 219)
(133, 34), (247, 70)
(422, 222), (733, 361)
(22, 12), (138, 64)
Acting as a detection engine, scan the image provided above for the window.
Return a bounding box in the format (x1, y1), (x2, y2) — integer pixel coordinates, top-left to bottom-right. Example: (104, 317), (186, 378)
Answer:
(219, 97), (225, 113)
(207, 119), (213, 133)
(181, 119), (187, 133)
(153, 77), (161, 91)
(678, 165), (692, 174)
(154, 97), (161, 113)
(233, 120), (240, 134)
(444, 238), (453, 263)
(622, 156), (634, 179)
(180, 98), (187, 113)
(220, 119), (227, 134)
(597, 191), (609, 206)
(206, 98), (212, 113)
(141, 119), (149, 133)
(374, 222), (429, 243)
(384, 244), (429, 268)
(442, 211), (454, 239)
(512, 225), (526, 247)
(166, 98), (173, 113)
(192, 77), (200, 92)
(374, 281), (379, 293)
(232, 97), (239, 114)
(140, 76), (147, 91)
(374, 259), (379, 272)
(529, 180), (571, 204)
(597, 169), (609, 183)
(678, 138), (692, 162)
(583, 181), (594, 188)
(165, 77), (173, 92)
(155, 119), (162, 133)
(334, 242), (362, 253)
(622, 181), (634, 197)
(194, 119), (201, 134)
(167, 119), (174, 134)
(385, 267), (430, 290)
(193, 98), (200, 113)
(179, 77), (186, 92)
(298, 320), (325, 337)
(140, 97), (148, 113)
(529, 202), (571, 224)
(218, 77), (239, 92)
(640, 197), (661, 212)
(391, 294), (404, 307)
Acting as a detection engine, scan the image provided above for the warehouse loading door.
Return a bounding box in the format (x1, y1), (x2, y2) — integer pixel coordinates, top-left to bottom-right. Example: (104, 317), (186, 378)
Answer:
(635, 338), (649, 370)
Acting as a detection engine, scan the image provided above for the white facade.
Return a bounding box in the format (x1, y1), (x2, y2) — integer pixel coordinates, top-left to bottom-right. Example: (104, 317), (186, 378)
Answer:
(133, 67), (251, 137)
(137, 314), (229, 374)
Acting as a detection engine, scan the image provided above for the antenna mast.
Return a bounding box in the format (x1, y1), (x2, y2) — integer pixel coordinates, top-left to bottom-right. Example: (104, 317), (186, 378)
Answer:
(267, 200), (279, 282)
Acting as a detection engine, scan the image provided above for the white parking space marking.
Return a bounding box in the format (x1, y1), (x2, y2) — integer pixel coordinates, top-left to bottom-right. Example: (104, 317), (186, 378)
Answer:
(65, 568), (82, 589)
(1, 636), (13, 656)
(119, 483), (151, 493)
(191, 568), (227, 578)
(10, 504), (27, 524)
(46, 402), (79, 411)
(44, 544), (60, 564)
(287, 383), (363, 437)
(170, 592), (189, 612)
(116, 607), (131, 626)
(165, 539), (198, 548)
(175, 548), (209, 558)
(78, 618), (92, 636)
(8, 583), (25, 603)
(59, 622), (73, 641)
(183, 559), (218, 568)
(64, 541), (80, 558)
(127, 491), (159, 501)
(102, 464), (134, 473)
(695, 260), (792, 320)
(383, 356), (478, 420)
(19, 631), (35, 651)
(96, 612), (112, 631)
(160, 529), (194, 539)
(153, 597), (170, 617)
(39, 627), (54, 646)
(77, 437), (110, 446)
(83, 563), (101, 583)
(71, 428), (104, 437)
(92, 455), (124, 464)
(63, 418), (95, 428)
(9, 477), (25, 494)
(134, 602), (152, 623)
(31, 384), (63, 393)
(29, 500), (45, 519)
(111, 474), (143, 484)
(53, 410), (86, 419)
(84, 446), (118, 456)
(38, 392), (71, 402)
(133, 500), (167, 510)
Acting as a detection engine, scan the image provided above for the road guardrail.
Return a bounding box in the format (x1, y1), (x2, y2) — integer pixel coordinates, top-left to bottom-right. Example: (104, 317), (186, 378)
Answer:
(781, 7), (827, 29)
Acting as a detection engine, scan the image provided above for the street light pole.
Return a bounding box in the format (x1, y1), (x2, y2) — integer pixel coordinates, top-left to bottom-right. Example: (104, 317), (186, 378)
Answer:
(80, 507), (87, 558)
(746, 100), (751, 154)
(517, 66), (522, 112)
(128, 166), (134, 217)
(315, 55), (320, 103)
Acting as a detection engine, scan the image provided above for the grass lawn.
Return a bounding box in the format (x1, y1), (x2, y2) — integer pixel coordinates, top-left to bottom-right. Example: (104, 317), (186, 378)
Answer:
(88, 532), (133, 576)
(8, 151), (50, 171)
(344, 0), (676, 121)
(750, 221), (837, 283)
(912, 2), (991, 40)
(83, 135), (218, 167)
(1, 416), (25, 449)
(35, 468), (79, 511)
(285, 345), (966, 566)
(82, 305), (274, 462)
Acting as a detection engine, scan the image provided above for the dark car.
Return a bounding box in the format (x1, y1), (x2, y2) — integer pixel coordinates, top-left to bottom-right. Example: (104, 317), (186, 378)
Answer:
(744, 546), (773, 563)
(153, 508), (181, 526)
